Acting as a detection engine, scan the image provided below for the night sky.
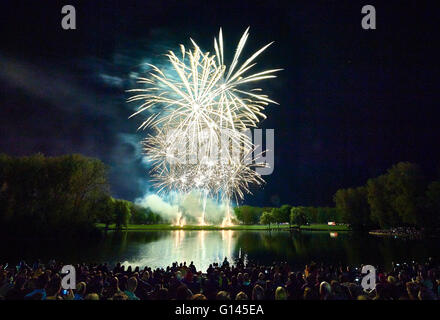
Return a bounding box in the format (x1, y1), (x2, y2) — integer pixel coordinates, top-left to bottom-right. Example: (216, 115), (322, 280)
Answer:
(1, 0), (439, 207)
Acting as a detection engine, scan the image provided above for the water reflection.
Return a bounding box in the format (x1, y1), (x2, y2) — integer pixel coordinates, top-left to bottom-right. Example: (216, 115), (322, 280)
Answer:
(221, 230), (233, 261)
(115, 230), (439, 271)
(1, 230), (438, 271)
(118, 230), (238, 271)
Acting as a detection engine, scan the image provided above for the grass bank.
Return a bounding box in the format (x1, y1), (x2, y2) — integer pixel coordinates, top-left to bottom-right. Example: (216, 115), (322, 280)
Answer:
(97, 223), (350, 231)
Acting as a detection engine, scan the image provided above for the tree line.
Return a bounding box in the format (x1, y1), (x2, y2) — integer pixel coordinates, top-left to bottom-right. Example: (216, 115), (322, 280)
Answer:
(0, 154), (163, 238)
(0, 153), (109, 238)
(3, 154), (437, 235)
(97, 196), (163, 230)
(333, 162), (440, 231)
(234, 205), (342, 228)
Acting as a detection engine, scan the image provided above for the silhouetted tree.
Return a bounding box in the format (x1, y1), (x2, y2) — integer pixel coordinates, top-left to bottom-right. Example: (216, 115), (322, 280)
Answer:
(386, 162), (427, 227)
(426, 180), (440, 229)
(96, 196), (115, 229)
(290, 207), (307, 229)
(0, 153), (109, 238)
(280, 204), (293, 227)
(334, 186), (371, 230)
(271, 207), (284, 228)
(114, 199), (131, 230)
(260, 211), (275, 229)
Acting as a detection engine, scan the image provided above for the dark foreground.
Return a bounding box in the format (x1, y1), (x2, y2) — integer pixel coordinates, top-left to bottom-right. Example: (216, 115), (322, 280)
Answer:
(1, 257), (439, 301)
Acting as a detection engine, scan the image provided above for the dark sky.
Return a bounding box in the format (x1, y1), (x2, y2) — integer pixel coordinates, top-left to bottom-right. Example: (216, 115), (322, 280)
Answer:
(1, 0), (439, 207)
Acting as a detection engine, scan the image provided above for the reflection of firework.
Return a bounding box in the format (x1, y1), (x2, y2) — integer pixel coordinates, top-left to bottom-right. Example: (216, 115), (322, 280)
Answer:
(128, 28), (280, 225)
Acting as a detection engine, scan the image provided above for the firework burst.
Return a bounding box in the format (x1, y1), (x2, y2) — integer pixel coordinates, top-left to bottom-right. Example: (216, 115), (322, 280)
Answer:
(128, 28), (280, 225)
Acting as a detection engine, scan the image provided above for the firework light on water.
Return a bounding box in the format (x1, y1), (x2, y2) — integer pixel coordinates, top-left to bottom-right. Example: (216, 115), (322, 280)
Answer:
(128, 28), (280, 226)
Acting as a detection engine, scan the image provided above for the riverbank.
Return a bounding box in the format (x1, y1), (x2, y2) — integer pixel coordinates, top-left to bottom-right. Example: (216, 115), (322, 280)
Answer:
(369, 227), (424, 239)
(96, 223), (351, 231)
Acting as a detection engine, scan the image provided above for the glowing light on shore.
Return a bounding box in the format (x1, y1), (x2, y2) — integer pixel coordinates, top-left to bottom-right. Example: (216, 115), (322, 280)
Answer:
(221, 216), (233, 228)
(199, 189), (208, 226)
(173, 212), (186, 227)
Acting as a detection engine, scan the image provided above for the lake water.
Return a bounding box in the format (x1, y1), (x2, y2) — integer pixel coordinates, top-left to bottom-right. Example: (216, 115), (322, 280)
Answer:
(2, 230), (439, 271)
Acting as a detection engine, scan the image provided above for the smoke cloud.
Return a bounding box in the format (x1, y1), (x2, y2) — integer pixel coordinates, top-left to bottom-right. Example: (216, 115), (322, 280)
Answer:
(135, 191), (233, 224)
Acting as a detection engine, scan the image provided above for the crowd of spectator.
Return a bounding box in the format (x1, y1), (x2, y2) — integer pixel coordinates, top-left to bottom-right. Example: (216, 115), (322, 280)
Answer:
(0, 257), (439, 300)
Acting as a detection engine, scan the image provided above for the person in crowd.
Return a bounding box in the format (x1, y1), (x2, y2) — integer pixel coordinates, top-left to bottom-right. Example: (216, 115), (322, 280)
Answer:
(252, 284), (265, 300)
(45, 275), (63, 300)
(102, 276), (121, 299)
(74, 282), (86, 300)
(275, 286), (287, 300)
(83, 293), (99, 300)
(216, 290), (231, 300)
(191, 293), (207, 300)
(124, 276), (140, 300)
(24, 275), (48, 300)
(235, 291), (248, 300)
(176, 284), (192, 300)
(319, 281), (332, 300)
